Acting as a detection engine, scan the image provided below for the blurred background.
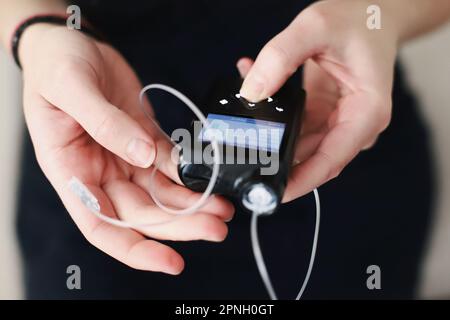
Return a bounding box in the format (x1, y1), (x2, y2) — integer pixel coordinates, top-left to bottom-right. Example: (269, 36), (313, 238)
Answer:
(1, 23), (449, 300)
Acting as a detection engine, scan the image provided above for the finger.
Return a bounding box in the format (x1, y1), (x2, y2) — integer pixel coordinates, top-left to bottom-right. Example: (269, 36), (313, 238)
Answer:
(284, 125), (361, 202)
(302, 59), (340, 132)
(283, 92), (387, 202)
(130, 91), (185, 184)
(149, 128), (182, 184)
(42, 59), (156, 168)
(132, 168), (235, 221)
(240, 16), (323, 102)
(293, 132), (325, 165)
(303, 59), (340, 97)
(362, 136), (379, 150)
(61, 181), (184, 274)
(102, 179), (229, 242)
(236, 57), (254, 78)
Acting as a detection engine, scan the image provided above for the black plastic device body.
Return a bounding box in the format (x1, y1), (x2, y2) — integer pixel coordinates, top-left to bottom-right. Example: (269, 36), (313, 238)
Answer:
(177, 75), (305, 214)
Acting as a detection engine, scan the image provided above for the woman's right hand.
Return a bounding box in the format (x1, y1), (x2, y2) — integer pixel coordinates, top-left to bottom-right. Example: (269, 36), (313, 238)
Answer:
(19, 24), (234, 274)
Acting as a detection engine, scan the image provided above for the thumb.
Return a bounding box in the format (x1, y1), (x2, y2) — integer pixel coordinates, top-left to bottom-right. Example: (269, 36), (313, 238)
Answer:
(43, 61), (156, 168)
(239, 16), (322, 102)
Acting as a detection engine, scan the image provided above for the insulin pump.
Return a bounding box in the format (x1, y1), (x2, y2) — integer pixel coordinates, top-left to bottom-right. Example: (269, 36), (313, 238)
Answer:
(178, 74), (305, 214)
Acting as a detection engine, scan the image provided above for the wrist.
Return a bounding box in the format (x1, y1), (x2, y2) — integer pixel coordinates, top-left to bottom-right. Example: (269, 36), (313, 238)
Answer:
(0, 1), (67, 51)
(378, 0), (412, 44)
(13, 15), (105, 70)
(379, 0), (450, 44)
(19, 23), (65, 70)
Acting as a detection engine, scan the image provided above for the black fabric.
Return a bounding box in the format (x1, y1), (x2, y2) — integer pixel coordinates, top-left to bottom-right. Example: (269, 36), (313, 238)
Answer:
(16, 0), (435, 299)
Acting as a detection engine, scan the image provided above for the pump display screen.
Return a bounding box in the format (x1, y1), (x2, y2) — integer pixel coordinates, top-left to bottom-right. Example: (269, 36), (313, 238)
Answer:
(199, 113), (286, 152)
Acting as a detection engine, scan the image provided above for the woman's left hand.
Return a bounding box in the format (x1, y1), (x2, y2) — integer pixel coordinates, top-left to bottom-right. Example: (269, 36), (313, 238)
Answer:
(238, 0), (399, 201)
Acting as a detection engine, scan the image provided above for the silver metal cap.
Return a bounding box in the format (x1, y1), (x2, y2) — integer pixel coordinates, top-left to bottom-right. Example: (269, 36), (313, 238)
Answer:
(242, 183), (277, 215)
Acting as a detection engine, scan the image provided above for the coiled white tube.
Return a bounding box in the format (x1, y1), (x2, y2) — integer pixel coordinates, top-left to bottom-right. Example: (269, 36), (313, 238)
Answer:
(139, 84), (221, 216)
(69, 84), (221, 228)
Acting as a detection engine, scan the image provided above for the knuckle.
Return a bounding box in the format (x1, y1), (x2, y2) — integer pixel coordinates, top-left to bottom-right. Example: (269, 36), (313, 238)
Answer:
(123, 258), (141, 271)
(379, 107), (392, 131)
(197, 214), (227, 241)
(316, 150), (343, 181)
(326, 162), (343, 181)
(44, 58), (95, 103)
(85, 222), (147, 271)
(362, 137), (378, 150)
(299, 5), (329, 31)
(42, 59), (81, 98)
(49, 56), (98, 95)
(374, 99), (392, 132)
(123, 244), (146, 271)
(197, 214), (216, 233)
(53, 59), (82, 83)
(263, 41), (296, 74)
(93, 108), (120, 142)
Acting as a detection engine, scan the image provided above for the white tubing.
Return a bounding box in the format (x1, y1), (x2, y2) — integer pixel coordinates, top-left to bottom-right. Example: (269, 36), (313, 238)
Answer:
(251, 188), (320, 300)
(69, 84), (220, 228)
(139, 84), (220, 216)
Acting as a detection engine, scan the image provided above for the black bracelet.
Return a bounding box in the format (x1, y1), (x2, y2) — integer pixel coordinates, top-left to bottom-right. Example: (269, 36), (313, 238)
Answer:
(11, 14), (104, 69)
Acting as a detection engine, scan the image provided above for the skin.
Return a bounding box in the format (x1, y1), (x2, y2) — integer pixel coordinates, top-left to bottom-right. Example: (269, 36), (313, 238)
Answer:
(18, 24), (235, 275)
(0, 0), (449, 274)
(239, 0), (450, 202)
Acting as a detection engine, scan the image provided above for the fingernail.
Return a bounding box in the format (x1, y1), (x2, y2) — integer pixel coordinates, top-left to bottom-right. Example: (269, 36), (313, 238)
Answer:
(240, 74), (265, 102)
(126, 138), (155, 168)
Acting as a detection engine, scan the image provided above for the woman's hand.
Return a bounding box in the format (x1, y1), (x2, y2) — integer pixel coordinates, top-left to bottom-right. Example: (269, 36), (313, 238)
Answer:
(238, 0), (399, 201)
(19, 24), (234, 274)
